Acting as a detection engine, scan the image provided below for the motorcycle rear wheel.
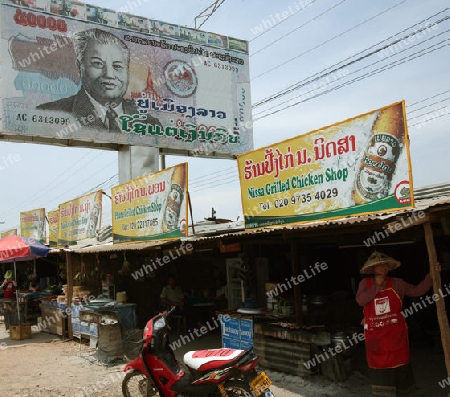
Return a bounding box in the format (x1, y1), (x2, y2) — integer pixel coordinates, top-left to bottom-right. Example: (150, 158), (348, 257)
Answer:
(220, 380), (255, 397)
(122, 370), (160, 397)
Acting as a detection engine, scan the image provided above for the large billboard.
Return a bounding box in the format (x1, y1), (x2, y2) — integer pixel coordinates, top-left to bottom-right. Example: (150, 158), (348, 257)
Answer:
(0, 0), (252, 158)
(237, 102), (414, 229)
(112, 162), (188, 243)
(58, 190), (102, 245)
(20, 207), (46, 242)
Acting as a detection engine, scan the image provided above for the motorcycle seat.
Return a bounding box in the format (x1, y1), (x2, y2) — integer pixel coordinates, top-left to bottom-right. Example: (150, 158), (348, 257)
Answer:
(183, 348), (246, 372)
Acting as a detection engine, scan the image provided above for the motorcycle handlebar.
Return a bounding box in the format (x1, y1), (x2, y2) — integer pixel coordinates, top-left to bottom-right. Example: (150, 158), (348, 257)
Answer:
(165, 305), (177, 318)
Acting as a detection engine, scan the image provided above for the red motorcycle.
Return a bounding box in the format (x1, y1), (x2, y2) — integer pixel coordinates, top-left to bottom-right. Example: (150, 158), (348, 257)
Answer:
(122, 307), (275, 397)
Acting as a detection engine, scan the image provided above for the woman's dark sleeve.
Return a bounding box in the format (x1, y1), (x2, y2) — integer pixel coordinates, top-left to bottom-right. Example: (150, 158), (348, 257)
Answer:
(356, 278), (381, 306)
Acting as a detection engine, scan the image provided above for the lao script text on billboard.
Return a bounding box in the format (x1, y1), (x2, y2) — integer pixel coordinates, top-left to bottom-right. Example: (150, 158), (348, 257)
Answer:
(20, 207), (46, 242)
(112, 162), (188, 243)
(0, 0), (252, 158)
(237, 102), (414, 229)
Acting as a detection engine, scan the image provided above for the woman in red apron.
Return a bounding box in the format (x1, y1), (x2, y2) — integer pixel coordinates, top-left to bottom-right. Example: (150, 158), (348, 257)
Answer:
(356, 251), (440, 397)
(1, 270), (16, 299)
(1, 270), (17, 331)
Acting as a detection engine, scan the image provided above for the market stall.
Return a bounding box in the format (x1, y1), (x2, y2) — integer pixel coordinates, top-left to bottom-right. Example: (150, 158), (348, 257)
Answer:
(202, 187), (450, 383)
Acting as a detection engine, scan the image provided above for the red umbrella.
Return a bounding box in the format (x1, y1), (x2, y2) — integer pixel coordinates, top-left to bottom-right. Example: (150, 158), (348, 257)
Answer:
(0, 235), (50, 323)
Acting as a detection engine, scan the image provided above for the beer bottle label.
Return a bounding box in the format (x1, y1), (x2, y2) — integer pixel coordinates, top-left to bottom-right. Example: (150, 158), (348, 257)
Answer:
(88, 203), (100, 238)
(355, 132), (401, 201)
(163, 184), (184, 231)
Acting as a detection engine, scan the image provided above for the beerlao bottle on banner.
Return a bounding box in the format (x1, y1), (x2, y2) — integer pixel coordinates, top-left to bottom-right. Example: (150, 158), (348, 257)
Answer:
(353, 103), (405, 204)
(87, 191), (102, 238)
(162, 165), (186, 232)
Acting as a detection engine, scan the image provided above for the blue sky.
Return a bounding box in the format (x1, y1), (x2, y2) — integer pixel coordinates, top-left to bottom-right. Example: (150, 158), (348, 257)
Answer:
(1, 0), (449, 232)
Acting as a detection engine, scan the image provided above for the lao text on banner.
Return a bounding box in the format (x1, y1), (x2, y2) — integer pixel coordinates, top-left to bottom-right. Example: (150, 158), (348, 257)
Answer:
(0, 0), (252, 158)
(20, 207), (46, 242)
(237, 101), (414, 229)
(58, 190), (102, 245)
(112, 162), (188, 243)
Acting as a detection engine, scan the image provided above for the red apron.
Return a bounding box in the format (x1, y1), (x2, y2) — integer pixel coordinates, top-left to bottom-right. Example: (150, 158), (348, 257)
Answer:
(3, 281), (16, 299)
(363, 277), (409, 369)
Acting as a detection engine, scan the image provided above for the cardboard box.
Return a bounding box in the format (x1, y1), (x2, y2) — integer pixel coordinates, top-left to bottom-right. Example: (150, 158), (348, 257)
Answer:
(10, 323), (32, 340)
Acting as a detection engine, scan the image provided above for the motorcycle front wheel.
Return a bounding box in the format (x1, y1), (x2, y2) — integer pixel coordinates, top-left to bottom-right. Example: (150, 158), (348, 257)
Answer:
(122, 370), (160, 397)
(220, 380), (255, 397)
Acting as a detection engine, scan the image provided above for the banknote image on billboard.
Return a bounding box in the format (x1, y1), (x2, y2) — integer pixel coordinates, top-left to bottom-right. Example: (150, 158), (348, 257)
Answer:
(237, 102), (413, 229)
(20, 208), (46, 242)
(58, 190), (102, 245)
(48, 209), (59, 246)
(1, 228), (17, 238)
(0, 0), (252, 158)
(112, 162), (188, 243)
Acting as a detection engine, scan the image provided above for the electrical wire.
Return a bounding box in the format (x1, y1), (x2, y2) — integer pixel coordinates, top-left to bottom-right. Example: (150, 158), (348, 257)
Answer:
(250, 0), (319, 42)
(193, 0), (226, 29)
(4, 150), (96, 214)
(252, 0), (412, 81)
(254, 26), (450, 118)
(408, 103), (450, 121)
(253, 8), (449, 109)
(40, 158), (118, 209)
(407, 88), (450, 107)
(254, 39), (450, 121)
(407, 96), (450, 114)
(253, 28), (450, 120)
(251, 0), (346, 56)
(409, 111), (450, 128)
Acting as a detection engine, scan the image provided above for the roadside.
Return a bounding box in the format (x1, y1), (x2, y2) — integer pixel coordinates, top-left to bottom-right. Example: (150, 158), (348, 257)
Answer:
(0, 326), (447, 397)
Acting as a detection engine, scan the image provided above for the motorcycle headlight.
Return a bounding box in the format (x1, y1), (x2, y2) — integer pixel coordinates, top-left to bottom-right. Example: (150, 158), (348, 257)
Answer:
(154, 317), (166, 330)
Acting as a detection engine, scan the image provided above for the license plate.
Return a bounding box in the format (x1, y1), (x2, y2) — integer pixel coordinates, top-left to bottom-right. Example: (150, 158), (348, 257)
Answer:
(250, 372), (272, 396)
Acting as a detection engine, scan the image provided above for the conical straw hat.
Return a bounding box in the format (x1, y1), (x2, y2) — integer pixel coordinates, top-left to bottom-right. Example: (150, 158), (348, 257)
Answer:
(360, 251), (401, 274)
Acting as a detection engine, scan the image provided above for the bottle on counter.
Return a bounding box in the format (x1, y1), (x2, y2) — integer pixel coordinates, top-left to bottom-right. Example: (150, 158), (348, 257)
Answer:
(353, 103), (405, 204)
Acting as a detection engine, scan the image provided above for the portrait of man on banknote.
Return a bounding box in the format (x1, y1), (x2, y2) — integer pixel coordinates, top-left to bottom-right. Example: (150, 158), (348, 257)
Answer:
(37, 28), (160, 132)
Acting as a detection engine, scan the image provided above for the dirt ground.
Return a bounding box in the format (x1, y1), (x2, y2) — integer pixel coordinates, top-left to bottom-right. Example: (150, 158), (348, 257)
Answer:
(0, 325), (448, 397)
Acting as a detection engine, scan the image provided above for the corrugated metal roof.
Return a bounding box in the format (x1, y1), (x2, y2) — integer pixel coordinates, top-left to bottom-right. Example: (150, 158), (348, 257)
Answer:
(50, 238), (174, 254)
(413, 182), (450, 200)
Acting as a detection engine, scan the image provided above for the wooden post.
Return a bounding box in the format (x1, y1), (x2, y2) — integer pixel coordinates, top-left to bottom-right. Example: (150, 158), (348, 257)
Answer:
(66, 251), (73, 339)
(290, 238), (302, 324)
(423, 222), (450, 382)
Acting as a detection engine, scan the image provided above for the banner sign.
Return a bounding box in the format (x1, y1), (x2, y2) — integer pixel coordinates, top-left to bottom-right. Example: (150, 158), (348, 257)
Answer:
(0, 0), (252, 158)
(112, 162), (188, 243)
(237, 102), (413, 229)
(58, 190), (102, 245)
(48, 209), (59, 246)
(20, 207), (46, 242)
(1, 228), (17, 237)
